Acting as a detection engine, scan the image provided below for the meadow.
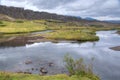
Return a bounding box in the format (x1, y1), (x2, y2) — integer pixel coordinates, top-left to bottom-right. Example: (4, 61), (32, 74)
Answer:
(0, 20), (46, 34)
(0, 19), (120, 42)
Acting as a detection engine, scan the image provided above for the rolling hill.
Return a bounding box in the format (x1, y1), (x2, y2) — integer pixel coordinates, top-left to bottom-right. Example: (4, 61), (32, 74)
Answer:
(0, 5), (82, 22)
(0, 5), (119, 27)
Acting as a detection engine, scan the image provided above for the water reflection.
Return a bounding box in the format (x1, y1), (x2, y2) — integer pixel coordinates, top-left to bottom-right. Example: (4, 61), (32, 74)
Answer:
(0, 30), (120, 80)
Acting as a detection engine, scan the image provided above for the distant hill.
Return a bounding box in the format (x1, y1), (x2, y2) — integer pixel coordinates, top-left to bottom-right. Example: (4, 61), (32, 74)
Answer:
(0, 5), (119, 27)
(104, 20), (120, 24)
(84, 17), (97, 21)
(0, 5), (82, 22)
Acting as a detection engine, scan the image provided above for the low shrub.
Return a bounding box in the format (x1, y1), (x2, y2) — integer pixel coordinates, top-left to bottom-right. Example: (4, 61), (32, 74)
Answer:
(15, 20), (24, 23)
(0, 24), (6, 27)
(64, 54), (99, 80)
(0, 21), (3, 24)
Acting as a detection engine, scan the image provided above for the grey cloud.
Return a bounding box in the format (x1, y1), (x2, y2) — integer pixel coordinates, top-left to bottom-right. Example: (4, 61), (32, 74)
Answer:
(31, 0), (76, 9)
(67, 0), (120, 18)
(6, 0), (76, 9)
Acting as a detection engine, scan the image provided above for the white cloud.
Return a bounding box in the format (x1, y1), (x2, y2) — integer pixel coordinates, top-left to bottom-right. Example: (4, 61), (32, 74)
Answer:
(93, 16), (120, 21)
(1, 0), (39, 11)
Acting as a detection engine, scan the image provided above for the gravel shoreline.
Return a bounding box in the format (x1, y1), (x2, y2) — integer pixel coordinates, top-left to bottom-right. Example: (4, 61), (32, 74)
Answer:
(110, 46), (120, 51)
(110, 31), (120, 51)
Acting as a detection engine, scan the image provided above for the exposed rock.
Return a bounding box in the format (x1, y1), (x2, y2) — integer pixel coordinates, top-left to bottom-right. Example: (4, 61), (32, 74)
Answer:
(117, 31), (120, 35)
(16, 71), (23, 73)
(16, 71), (32, 74)
(31, 68), (34, 71)
(40, 67), (48, 74)
(0, 5), (119, 28)
(36, 68), (38, 71)
(0, 5), (82, 22)
(110, 46), (120, 51)
(25, 60), (32, 65)
(48, 62), (54, 67)
(23, 72), (32, 74)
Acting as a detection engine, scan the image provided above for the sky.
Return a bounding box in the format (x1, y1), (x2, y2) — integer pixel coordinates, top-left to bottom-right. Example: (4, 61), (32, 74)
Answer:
(0, 0), (120, 20)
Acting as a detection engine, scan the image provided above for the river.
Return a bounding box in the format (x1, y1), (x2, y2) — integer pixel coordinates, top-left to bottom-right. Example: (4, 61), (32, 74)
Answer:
(0, 30), (120, 80)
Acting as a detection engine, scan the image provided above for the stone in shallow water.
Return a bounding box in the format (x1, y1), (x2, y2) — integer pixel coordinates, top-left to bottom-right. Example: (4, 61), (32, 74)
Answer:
(48, 62), (54, 67)
(40, 67), (48, 75)
(110, 46), (120, 51)
(25, 60), (33, 65)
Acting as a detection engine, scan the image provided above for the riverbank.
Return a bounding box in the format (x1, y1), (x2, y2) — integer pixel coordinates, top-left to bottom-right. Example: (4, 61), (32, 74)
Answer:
(110, 46), (120, 51)
(0, 20), (98, 47)
(0, 54), (99, 80)
(1, 20), (120, 47)
(0, 72), (99, 80)
(0, 36), (53, 47)
(109, 30), (120, 51)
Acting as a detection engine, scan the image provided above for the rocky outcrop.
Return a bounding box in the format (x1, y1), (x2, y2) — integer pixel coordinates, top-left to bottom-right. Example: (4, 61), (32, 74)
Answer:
(0, 5), (82, 21)
(0, 14), (15, 21)
(0, 5), (119, 27)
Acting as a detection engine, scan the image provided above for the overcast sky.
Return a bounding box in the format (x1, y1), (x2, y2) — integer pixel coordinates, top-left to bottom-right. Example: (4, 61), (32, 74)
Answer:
(0, 0), (120, 20)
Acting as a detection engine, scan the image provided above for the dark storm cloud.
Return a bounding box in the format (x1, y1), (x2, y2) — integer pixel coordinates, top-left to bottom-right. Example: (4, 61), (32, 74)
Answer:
(1, 0), (120, 20)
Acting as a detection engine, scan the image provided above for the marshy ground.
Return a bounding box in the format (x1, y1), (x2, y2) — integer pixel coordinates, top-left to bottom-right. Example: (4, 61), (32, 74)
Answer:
(0, 20), (120, 47)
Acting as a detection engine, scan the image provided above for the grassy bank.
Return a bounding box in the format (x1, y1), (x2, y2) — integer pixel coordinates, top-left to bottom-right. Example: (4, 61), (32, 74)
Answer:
(0, 55), (99, 80)
(0, 20), (120, 42)
(42, 30), (99, 41)
(0, 20), (46, 34)
(0, 72), (99, 80)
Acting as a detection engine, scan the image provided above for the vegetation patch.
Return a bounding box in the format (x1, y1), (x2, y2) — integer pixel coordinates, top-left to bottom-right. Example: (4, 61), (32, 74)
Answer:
(0, 72), (99, 80)
(64, 54), (99, 80)
(0, 20), (120, 42)
(0, 21), (6, 27)
(0, 54), (99, 80)
(43, 30), (99, 41)
(0, 21), (3, 24)
(0, 21), (46, 34)
(15, 20), (24, 23)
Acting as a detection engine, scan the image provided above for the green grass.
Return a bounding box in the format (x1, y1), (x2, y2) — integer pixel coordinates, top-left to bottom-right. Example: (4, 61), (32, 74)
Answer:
(42, 29), (99, 41)
(0, 19), (120, 42)
(63, 54), (99, 80)
(0, 72), (99, 80)
(0, 55), (99, 80)
(0, 20), (46, 34)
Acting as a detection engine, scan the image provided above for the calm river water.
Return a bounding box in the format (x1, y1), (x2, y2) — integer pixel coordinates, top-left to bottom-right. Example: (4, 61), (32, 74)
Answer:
(0, 30), (120, 80)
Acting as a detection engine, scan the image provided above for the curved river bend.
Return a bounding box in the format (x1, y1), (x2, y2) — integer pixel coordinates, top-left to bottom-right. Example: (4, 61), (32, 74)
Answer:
(0, 30), (120, 80)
